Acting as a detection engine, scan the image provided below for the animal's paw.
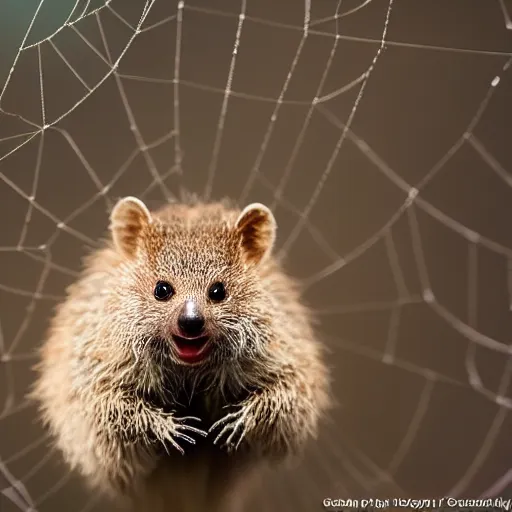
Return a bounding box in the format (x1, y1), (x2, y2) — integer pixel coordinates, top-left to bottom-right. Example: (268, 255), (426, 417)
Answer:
(151, 412), (207, 455)
(209, 402), (255, 453)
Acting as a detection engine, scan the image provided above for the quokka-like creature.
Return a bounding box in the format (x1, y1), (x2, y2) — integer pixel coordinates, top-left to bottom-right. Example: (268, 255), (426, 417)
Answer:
(31, 195), (331, 511)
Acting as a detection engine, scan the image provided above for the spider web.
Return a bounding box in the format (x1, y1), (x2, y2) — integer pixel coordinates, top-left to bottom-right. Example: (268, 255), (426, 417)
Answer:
(0, 0), (512, 510)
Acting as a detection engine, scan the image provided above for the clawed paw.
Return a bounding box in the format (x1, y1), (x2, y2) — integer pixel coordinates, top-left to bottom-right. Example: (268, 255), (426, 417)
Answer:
(209, 404), (254, 453)
(155, 414), (207, 455)
(173, 415), (207, 445)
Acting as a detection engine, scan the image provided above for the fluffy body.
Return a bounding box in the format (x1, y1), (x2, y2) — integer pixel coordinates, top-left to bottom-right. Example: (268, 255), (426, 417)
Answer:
(31, 197), (331, 511)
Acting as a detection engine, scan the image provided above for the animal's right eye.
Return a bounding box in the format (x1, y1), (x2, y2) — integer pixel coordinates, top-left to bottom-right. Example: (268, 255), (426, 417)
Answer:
(154, 281), (174, 301)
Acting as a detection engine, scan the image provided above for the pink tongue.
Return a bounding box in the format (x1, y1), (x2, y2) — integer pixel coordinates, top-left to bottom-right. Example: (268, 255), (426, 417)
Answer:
(174, 338), (206, 359)
(177, 344), (202, 356)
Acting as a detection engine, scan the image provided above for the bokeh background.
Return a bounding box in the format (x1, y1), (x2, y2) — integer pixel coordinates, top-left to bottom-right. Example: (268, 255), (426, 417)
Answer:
(1, 1), (512, 510)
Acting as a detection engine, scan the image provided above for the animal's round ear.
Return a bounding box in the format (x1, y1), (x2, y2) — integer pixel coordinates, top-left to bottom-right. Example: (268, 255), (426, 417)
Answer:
(110, 196), (152, 258)
(235, 203), (276, 266)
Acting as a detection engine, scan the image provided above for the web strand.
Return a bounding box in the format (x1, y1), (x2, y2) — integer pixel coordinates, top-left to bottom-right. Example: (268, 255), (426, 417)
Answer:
(279, 0), (394, 256)
(204, 0), (247, 200)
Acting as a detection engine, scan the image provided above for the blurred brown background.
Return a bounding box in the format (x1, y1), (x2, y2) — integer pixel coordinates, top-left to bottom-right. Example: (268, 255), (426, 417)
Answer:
(1, 0), (511, 510)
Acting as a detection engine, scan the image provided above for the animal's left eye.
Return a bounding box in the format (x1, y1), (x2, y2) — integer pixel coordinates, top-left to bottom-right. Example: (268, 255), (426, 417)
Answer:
(208, 282), (226, 302)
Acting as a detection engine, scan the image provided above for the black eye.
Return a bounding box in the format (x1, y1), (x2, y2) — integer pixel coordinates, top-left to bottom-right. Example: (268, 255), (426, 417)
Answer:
(154, 281), (174, 301)
(208, 282), (226, 302)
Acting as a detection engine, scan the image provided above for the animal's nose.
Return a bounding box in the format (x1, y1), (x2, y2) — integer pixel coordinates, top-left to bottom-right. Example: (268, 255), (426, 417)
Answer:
(178, 300), (205, 338)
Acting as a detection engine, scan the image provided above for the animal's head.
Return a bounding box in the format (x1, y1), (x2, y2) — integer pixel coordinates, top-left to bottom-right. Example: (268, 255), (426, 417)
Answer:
(107, 196), (277, 371)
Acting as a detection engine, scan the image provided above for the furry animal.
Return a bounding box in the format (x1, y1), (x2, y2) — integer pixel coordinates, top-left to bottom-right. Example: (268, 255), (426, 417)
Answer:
(30, 195), (331, 511)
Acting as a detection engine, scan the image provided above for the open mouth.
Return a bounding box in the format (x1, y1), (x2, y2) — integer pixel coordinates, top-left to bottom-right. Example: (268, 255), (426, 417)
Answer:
(171, 335), (211, 363)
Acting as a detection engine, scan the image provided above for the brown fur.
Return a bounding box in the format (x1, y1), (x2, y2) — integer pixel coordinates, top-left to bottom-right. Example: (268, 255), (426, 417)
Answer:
(30, 196), (332, 512)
